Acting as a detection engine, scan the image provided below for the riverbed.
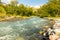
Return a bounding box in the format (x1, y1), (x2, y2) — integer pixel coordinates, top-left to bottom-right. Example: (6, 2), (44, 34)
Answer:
(0, 16), (60, 40)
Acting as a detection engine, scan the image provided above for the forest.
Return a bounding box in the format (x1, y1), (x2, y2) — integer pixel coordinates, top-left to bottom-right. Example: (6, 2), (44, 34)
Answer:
(0, 0), (60, 19)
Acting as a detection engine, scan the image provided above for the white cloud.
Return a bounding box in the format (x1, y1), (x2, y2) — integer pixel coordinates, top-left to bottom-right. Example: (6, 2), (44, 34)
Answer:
(1, 0), (10, 4)
(34, 6), (40, 8)
(30, 5), (40, 8)
(30, 4), (44, 8)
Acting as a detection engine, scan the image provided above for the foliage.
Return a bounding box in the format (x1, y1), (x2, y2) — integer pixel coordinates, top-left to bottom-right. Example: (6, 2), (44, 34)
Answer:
(0, 6), (6, 18)
(0, 0), (60, 18)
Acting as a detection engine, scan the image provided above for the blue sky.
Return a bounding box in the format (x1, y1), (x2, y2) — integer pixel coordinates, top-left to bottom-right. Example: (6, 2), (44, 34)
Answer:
(2, 0), (48, 8)
(18, 0), (48, 6)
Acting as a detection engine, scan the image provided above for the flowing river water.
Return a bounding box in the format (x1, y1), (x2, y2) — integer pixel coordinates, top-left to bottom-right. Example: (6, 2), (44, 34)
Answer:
(0, 16), (60, 40)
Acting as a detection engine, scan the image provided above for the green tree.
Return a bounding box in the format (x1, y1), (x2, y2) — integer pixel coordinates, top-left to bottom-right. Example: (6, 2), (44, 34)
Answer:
(37, 5), (50, 17)
(0, 6), (6, 18)
(5, 0), (18, 16)
(25, 7), (33, 16)
(5, 4), (13, 16)
(8, 0), (18, 15)
(37, 0), (60, 17)
(17, 4), (26, 16)
(18, 4), (34, 16)
(48, 0), (60, 17)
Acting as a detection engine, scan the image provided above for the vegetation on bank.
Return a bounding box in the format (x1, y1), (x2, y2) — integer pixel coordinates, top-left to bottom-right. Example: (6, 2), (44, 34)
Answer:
(0, 0), (60, 20)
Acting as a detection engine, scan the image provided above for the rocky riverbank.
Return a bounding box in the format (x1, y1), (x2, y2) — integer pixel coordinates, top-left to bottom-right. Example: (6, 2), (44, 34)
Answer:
(0, 16), (29, 22)
(0, 16), (60, 22)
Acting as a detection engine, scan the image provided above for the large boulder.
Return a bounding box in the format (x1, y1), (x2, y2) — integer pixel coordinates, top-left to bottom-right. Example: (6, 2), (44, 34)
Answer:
(53, 20), (60, 37)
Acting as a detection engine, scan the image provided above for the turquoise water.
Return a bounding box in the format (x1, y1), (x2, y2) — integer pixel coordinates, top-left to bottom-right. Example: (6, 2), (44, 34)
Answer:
(0, 16), (51, 40)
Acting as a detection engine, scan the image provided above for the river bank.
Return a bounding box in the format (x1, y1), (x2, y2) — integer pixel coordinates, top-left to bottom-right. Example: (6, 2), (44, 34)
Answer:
(46, 17), (60, 20)
(0, 16), (29, 22)
(0, 16), (60, 22)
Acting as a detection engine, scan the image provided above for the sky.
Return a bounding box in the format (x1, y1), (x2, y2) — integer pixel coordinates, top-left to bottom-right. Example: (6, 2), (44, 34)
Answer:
(1, 0), (48, 8)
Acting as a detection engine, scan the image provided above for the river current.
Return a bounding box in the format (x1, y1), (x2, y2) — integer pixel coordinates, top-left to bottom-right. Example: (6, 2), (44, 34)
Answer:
(0, 16), (58, 40)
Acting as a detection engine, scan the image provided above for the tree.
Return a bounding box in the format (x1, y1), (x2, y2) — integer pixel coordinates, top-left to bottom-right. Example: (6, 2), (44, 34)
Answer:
(48, 0), (60, 17)
(17, 4), (25, 16)
(25, 7), (33, 16)
(10, 0), (18, 6)
(37, 4), (50, 17)
(0, 6), (6, 18)
(37, 0), (60, 17)
(5, 4), (12, 16)
(8, 0), (18, 15)
(18, 4), (34, 16)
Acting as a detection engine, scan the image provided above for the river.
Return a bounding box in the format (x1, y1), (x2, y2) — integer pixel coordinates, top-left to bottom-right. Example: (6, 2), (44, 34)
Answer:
(0, 16), (60, 40)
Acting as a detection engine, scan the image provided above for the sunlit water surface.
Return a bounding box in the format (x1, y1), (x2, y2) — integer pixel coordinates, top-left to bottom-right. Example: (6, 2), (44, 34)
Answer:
(0, 16), (51, 40)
